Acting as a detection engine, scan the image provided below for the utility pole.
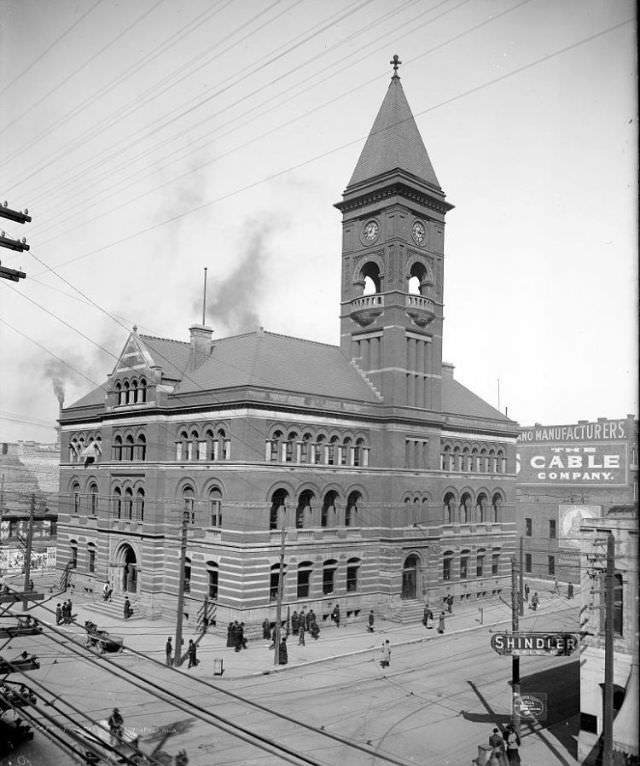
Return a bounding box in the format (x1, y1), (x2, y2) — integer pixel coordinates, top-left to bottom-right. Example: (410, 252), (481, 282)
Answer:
(511, 555), (520, 737)
(273, 505), (287, 666)
(0, 200), (31, 282)
(602, 532), (615, 765)
(173, 506), (190, 667)
(519, 537), (524, 617)
(22, 494), (35, 611)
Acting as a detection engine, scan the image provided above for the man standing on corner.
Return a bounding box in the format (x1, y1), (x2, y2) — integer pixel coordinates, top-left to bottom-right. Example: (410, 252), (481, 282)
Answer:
(165, 637), (173, 666)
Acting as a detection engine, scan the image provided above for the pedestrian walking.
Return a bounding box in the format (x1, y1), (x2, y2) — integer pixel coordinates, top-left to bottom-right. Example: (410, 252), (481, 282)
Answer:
(567, 581), (574, 599)
(504, 724), (521, 764)
(524, 582), (530, 603)
(65, 600), (73, 624)
(291, 610), (299, 635)
(422, 604), (433, 629)
(103, 581), (109, 602)
(239, 623), (248, 650)
(531, 592), (539, 611)
(108, 708), (124, 745)
(55, 603), (62, 625)
(331, 603), (341, 628)
(445, 594), (454, 613)
(226, 622), (234, 647)
(380, 639), (391, 668)
(165, 637), (173, 666)
(309, 617), (320, 640)
(106, 585), (113, 602)
(262, 617), (271, 640)
(367, 610), (375, 633)
(437, 611), (446, 634)
(298, 622), (306, 645)
(488, 728), (507, 766)
(123, 597), (133, 619)
(553, 577), (560, 595)
(187, 639), (198, 668)
(278, 637), (288, 665)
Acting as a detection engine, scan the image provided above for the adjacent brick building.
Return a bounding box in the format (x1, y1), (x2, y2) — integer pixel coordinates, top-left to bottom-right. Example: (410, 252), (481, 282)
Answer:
(56, 68), (519, 628)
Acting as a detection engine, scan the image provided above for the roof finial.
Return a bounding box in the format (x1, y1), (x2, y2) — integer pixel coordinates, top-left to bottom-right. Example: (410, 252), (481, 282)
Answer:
(390, 54), (401, 79)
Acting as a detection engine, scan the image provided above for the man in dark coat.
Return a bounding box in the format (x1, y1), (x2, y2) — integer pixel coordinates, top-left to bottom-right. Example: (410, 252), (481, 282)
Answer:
(278, 637), (288, 665)
(446, 594), (454, 613)
(567, 581), (574, 599)
(239, 623), (247, 650)
(437, 611), (446, 634)
(422, 604), (433, 629)
(331, 604), (340, 628)
(524, 582), (530, 603)
(187, 639), (197, 668)
(108, 708), (124, 744)
(262, 618), (271, 640)
(165, 637), (173, 666)
(123, 598), (133, 619)
(367, 610), (375, 633)
(55, 603), (62, 625)
(227, 623), (234, 647)
(291, 611), (299, 635)
(305, 610), (313, 631)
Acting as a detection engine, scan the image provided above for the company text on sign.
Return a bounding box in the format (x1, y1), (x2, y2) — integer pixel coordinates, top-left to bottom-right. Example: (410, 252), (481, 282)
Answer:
(490, 632), (579, 656)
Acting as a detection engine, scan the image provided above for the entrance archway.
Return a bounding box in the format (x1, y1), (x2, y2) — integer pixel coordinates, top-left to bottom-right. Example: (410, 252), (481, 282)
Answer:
(401, 554), (420, 600)
(115, 543), (138, 594)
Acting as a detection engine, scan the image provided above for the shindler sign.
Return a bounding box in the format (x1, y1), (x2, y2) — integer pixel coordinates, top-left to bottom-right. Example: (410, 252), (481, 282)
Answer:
(490, 632), (579, 657)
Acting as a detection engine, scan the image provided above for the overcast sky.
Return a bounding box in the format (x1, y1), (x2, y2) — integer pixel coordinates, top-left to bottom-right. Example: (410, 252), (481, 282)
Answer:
(0, 0), (637, 443)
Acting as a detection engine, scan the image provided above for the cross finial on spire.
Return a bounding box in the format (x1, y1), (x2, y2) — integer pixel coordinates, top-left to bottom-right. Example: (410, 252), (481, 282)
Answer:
(390, 54), (401, 79)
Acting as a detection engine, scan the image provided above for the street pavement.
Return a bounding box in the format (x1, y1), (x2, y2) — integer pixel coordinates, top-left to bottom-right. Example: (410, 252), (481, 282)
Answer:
(2, 572), (580, 765)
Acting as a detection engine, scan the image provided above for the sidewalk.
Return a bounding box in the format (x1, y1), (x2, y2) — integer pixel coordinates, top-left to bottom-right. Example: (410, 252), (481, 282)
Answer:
(21, 575), (578, 680)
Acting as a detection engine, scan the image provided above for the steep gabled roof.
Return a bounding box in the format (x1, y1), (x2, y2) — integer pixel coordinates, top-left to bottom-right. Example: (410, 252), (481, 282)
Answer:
(172, 331), (380, 402)
(348, 76), (440, 189)
(442, 376), (509, 422)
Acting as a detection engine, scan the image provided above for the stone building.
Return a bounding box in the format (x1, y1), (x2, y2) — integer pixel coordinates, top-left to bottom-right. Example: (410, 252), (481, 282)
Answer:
(515, 416), (638, 585)
(56, 67), (519, 628)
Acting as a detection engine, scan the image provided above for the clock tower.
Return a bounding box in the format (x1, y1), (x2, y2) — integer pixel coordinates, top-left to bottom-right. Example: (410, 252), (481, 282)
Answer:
(335, 62), (453, 411)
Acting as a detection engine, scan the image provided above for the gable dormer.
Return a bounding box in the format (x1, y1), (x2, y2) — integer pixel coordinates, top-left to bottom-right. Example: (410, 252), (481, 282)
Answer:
(108, 328), (158, 409)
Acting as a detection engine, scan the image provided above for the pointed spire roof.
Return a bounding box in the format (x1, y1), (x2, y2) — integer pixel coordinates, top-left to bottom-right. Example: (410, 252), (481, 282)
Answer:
(347, 74), (440, 190)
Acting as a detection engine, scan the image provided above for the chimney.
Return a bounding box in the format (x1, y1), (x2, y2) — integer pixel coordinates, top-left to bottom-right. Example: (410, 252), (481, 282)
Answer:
(188, 325), (213, 369)
(442, 362), (455, 379)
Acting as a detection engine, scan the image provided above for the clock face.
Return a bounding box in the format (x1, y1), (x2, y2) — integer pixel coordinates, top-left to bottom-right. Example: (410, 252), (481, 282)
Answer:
(412, 220), (426, 246)
(362, 219), (379, 244)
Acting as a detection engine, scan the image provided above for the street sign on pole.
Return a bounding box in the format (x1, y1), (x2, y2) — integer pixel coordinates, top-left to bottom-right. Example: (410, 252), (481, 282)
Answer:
(491, 632), (580, 657)
(514, 692), (548, 721)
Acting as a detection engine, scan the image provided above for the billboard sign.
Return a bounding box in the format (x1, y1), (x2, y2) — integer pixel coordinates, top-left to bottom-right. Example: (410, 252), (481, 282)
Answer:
(519, 419), (629, 443)
(517, 443), (627, 486)
(491, 632), (579, 656)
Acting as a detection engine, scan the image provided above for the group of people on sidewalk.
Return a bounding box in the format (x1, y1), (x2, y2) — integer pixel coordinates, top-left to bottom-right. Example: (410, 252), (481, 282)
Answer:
(488, 725), (521, 765)
(55, 600), (74, 625)
(290, 608), (320, 640)
(422, 603), (447, 634)
(226, 621), (248, 652)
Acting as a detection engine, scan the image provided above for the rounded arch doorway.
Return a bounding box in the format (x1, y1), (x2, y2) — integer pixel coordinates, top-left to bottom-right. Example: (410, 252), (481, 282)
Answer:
(114, 543), (138, 594)
(401, 553), (420, 600)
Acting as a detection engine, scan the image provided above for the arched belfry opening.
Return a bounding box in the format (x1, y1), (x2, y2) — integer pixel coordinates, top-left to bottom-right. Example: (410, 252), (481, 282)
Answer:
(361, 262), (382, 295)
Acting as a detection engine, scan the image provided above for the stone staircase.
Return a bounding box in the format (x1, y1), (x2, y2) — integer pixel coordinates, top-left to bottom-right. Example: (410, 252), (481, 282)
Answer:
(388, 599), (426, 624)
(83, 593), (148, 621)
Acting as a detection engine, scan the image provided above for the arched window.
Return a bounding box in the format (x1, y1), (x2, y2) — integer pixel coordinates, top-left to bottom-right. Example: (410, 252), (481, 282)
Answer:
(207, 561), (219, 600)
(124, 435), (134, 462)
(441, 445), (449, 471)
(460, 549), (470, 579)
(491, 493), (502, 523)
(361, 261), (381, 295)
(354, 438), (365, 467)
(322, 559), (338, 595)
(72, 482), (81, 513)
(497, 449), (506, 473)
(489, 449), (496, 473)
(269, 488), (287, 530)
(460, 493), (471, 524)
(70, 540), (78, 568)
(87, 542), (96, 573)
(113, 487), (122, 519)
(139, 379), (147, 403)
(341, 437), (351, 466)
(112, 435), (123, 461)
(115, 381), (123, 405)
(135, 488), (145, 521)
(285, 432), (297, 463)
(476, 548), (486, 578)
(69, 438), (78, 463)
(131, 380), (138, 403)
(443, 550), (453, 581)
(296, 490), (313, 529)
(184, 557), (191, 593)
(480, 448), (488, 473)
(188, 430), (199, 461)
(217, 428), (230, 460)
(476, 493), (488, 522)
(443, 492), (455, 523)
(472, 447), (479, 472)
(328, 435), (340, 466)
(269, 562), (286, 601)
(321, 490), (337, 528)
(176, 430), (188, 461)
(269, 430), (283, 462)
(301, 433), (313, 463)
(463, 448), (472, 472)
(345, 491), (361, 527)
(315, 434), (326, 465)
(124, 487), (133, 520)
(89, 483), (98, 515)
(183, 486), (195, 525)
(209, 487), (222, 527)
(134, 434), (146, 461)
(297, 561), (313, 598)
(123, 381), (130, 405)
(346, 557), (360, 592)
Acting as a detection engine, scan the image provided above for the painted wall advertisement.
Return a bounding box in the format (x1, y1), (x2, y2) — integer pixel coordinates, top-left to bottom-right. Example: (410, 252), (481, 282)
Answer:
(558, 505), (602, 550)
(517, 443), (627, 486)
